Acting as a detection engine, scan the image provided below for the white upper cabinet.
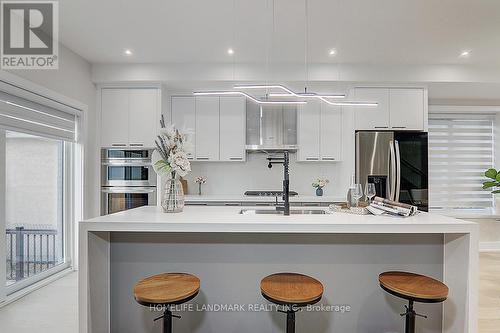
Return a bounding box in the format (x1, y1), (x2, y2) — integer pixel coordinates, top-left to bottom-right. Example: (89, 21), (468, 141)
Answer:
(320, 104), (342, 161)
(354, 88), (390, 130)
(389, 88), (424, 130)
(219, 96), (246, 161)
(171, 96), (246, 162)
(100, 87), (160, 148)
(354, 87), (426, 131)
(171, 96), (196, 159)
(195, 97), (219, 161)
(298, 100), (321, 161)
(298, 100), (342, 161)
(128, 89), (158, 148)
(101, 89), (129, 147)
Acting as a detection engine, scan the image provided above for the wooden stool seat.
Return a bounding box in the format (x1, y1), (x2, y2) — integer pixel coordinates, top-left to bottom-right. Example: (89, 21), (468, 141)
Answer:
(134, 273), (200, 306)
(261, 273), (324, 306)
(379, 271), (449, 303)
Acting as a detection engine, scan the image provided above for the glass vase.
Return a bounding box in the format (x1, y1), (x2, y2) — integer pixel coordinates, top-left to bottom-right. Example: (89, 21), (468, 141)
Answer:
(162, 178), (185, 213)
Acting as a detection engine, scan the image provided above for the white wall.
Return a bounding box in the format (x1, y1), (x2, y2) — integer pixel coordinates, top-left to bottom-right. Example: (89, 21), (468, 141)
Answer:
(7, 44), (98, 219)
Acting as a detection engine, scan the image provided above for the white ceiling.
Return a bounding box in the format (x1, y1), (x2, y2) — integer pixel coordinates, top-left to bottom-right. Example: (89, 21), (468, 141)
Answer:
(60, 0), (500, 66)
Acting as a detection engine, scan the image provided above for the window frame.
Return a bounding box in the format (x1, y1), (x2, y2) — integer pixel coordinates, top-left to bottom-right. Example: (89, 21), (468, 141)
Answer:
(2, 130), (74, 295)
(0, 71), (86, 303)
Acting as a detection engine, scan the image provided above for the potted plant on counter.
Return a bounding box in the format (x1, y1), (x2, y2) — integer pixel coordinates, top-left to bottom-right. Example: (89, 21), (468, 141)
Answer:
(483, 168), (500, 210)
(152, 123), (192, 213)
(312, 178), (330, 196)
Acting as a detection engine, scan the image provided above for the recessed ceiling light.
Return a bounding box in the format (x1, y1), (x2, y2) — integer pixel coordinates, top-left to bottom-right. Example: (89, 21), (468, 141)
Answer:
(329, 49), (337, 56)
(227, 48), (234, 55)
(124, 49), (133, 56)
(460, 50), (470, 57)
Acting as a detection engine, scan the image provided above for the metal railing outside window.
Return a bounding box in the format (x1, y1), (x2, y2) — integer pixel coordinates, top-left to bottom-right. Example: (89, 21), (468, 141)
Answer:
(5, 225), (60, 283)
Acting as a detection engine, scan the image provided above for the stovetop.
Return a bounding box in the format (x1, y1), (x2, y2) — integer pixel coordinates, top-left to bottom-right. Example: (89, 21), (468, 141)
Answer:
(244, 190), (299, 197)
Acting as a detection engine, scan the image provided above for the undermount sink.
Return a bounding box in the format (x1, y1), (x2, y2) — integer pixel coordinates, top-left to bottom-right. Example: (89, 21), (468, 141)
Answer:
(239, 209), (327, 215)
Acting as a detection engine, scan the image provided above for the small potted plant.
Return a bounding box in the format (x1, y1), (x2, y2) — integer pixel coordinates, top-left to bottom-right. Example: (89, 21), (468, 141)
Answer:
(195, 176), (207, 196)
(312, 178), (330, 196)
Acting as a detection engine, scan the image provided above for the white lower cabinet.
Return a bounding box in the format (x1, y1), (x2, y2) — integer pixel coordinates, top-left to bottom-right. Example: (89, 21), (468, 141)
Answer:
(171, 96), (246, 162)
(298, 101), (342, 161)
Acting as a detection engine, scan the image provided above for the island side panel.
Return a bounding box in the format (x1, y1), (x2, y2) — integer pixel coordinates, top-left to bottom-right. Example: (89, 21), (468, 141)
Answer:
(109, 232), (445, 333)
(443, 231), (479, 333)
(79, 228), (111, 333)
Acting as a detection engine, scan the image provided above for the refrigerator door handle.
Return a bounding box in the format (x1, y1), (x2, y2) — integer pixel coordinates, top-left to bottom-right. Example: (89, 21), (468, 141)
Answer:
(394, 140), (401, 202)
(388, 140), (396, 201)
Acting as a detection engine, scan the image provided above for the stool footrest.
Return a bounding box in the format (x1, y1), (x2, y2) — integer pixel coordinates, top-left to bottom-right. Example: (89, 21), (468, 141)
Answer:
(400, 305), (427, 319)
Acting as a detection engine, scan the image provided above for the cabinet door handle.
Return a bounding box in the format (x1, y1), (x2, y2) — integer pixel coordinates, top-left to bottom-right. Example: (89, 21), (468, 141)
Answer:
(196, 157), (210, 160)
(321, 157), (336, 161)
(229, 157), (243, 160)
(392, 126), (407, 129)
(111, 143), (127, 147)
(374, 126), (389, 129)
(129, 143), (144, 147)
(305, 157), (319, 161)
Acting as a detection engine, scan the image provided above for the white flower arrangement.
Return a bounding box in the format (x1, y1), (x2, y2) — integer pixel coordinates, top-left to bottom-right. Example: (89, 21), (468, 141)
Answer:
(312, 178), (330, 189)
(152, 122), (192, 179)
(195, 176), (207, 185)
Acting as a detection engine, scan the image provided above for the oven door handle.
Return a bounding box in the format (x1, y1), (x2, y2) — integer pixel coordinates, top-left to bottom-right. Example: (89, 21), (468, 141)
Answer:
(101, 187), (156, 194)
(102, 161), (152, 166)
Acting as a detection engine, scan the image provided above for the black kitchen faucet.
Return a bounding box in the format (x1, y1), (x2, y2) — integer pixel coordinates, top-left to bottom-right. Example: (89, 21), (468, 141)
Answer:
(267, 151), (290, 216)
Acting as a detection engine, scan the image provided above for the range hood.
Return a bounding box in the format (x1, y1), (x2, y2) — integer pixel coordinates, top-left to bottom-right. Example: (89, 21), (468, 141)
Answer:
(245, 101), (298, 153)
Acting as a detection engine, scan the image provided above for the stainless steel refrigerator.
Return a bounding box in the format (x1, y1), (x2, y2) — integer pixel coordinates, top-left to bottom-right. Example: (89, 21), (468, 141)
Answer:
(355, 131), (429, 211)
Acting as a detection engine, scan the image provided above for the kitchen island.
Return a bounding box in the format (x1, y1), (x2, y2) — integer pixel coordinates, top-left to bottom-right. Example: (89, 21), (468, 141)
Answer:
(79, 206), (478, 333)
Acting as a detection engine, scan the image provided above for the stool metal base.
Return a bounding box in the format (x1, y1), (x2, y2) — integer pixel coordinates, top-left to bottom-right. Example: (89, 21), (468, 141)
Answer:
(400, 300), (427, 333)
(278, 305), (297, 333)
(286, 308), (296, 333)
(153, 306), (181, 333)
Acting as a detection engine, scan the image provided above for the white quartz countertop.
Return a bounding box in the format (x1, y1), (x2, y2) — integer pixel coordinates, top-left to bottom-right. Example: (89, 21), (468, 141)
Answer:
(80, 206), (477, 234)
(184, 194), (344, 203)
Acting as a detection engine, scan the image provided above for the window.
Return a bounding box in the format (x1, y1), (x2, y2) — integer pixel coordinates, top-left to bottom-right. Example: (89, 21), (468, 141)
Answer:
(429, 113), (494, 210)
(0, 83), (80, 296)
(5, 131), (65, 286)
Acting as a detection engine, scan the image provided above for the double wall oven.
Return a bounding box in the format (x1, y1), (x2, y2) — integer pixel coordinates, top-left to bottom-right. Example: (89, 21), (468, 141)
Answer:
(101, 149), (157, 215)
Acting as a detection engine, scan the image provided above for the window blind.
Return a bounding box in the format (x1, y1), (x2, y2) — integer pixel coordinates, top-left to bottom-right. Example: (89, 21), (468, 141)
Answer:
(429, 113), (494, 210)
(0, 89), (78, 142)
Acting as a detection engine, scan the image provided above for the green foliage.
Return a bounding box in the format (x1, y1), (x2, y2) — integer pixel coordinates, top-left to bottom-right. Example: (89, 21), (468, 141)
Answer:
(485, 168), (498, 179)
(483, 168), (500, 193)
(154, 160), (172, 177)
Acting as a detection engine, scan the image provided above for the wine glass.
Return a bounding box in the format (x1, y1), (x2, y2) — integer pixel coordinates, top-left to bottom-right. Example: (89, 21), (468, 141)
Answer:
(366, 183), (376, 204)
(352, 184), (363, 208)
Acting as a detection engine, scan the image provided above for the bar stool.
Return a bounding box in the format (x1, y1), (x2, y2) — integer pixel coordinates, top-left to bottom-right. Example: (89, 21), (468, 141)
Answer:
(379, 271), (449, 333)
(260, 273), (324, 333)
(134, 273), (200, 333)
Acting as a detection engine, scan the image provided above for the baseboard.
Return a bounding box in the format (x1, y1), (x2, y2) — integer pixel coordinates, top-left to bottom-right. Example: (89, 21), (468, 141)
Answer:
(480, 241), (500, 252)
(0, 267), (74, 308)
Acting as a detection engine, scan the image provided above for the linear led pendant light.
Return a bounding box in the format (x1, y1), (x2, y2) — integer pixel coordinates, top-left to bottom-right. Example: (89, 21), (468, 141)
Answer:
(192, 0), (305, 105)
(193, 91), (306, 104)
(235, 0), (378, 107)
